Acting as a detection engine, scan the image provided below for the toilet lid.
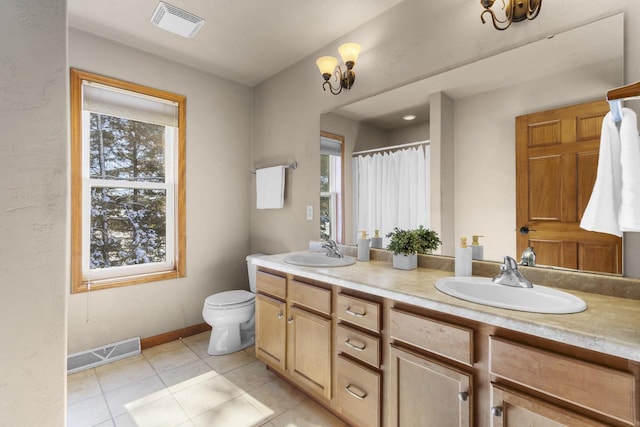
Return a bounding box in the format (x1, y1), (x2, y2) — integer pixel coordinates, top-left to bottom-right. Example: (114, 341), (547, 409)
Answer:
(205, 290), (254, 307)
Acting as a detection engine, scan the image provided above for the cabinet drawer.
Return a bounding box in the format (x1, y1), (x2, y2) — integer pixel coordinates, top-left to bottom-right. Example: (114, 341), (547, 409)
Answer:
(256, 270), (286, 300)
(288, 279), (331, 315)
(489, 336), (636, 425)
(337, 293), (380, 333)
(389, 308), (474, 366)
(336, 324), (380, 368)
(490, 384), (610, 427)
(336, 354), (381, 427)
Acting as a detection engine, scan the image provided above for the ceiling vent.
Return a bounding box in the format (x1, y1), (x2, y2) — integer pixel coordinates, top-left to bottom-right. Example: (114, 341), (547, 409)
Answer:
(150, 2), (205, 38)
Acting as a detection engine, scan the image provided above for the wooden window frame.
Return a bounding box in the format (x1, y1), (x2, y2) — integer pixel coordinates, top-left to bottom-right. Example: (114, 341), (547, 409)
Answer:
(70, 68), (186, 294)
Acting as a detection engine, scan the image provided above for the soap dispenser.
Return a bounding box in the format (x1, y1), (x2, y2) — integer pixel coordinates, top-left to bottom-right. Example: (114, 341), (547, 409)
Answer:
(357, 231), (370, 261)
(370, 229), (383, 249)
(455, 237), (473, 277)
(471, 235), (484, 260)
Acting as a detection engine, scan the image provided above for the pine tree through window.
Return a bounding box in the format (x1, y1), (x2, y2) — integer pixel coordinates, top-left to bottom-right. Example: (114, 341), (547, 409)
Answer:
(70, 69), (186, 293)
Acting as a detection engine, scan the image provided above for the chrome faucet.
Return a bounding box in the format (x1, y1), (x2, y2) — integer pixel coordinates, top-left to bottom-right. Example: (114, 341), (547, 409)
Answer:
(520, 246), (536, 267)
(492, 256), (533, 288)
(321, 240), (343, 258)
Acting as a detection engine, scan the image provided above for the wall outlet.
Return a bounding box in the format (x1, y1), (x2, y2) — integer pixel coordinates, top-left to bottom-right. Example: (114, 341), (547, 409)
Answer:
(306, 205), (313, 220)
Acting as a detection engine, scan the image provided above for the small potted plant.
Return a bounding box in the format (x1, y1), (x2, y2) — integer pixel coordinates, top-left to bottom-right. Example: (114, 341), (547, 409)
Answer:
(386, 226), (441, 270)
(414, 225), (442, 254)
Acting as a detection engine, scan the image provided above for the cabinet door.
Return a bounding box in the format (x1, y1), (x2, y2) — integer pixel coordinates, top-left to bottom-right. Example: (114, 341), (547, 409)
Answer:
(255, 293), (286, 370)
(388, 346), (472, 427)
(287, 306), (332, 400)
(490, 385), (609, 427)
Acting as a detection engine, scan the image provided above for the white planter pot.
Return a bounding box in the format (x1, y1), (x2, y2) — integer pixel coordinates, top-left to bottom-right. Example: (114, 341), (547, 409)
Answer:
(393, 254), (417, 270)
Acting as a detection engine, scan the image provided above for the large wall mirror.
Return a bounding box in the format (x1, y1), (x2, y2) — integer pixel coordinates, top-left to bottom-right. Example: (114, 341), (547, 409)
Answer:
(321, 14), (626, 275)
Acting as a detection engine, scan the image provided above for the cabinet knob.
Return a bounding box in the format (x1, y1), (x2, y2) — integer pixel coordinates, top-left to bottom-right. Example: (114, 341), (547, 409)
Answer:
(277, 312), (283, 320)
(457, 391), (469, 402)
(491, 406), (503, 417)
(287, 317), (293, 324)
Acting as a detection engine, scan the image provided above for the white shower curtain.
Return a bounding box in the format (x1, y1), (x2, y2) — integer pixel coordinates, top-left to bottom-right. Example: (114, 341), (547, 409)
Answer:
(353, 145), (430, 244)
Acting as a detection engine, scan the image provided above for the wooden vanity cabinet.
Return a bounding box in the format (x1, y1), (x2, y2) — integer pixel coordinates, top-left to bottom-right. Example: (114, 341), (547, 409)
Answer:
(489, 336), (637, 427)
(287, 279), (332, 400)
(335, 292), (383, 427)
(387, 308), (474, 427)
(255, 270), (333, 401)
(255, 271), (287, 370)
(255, 266), (639, 427)
(490, 384), (610, 427)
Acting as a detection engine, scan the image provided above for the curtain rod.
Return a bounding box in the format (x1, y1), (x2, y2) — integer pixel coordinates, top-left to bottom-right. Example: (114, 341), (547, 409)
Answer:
(352, 140), (430, 156)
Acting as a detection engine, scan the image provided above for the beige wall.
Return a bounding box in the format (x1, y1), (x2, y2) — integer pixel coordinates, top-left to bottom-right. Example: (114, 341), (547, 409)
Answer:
(67, 29), (253, 353)
(0, 1), (68, 425)
(252, 0), (640, 276)
(388, 122), (430, 146)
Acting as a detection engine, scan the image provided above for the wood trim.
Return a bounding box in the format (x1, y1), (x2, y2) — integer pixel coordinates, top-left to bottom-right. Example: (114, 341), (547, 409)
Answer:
(607, 81), (640, 100)
(140, 322), (211, 350)
(69, 68), (187, 294)
(70, 68), (84, 294)
(320, 130), (346, 244)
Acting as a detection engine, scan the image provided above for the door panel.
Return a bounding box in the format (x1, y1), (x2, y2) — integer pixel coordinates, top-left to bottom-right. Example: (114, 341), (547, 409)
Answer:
(255, 294), (286, 370)
(388, 345), (472, 427)
(516, 100), (622, 274)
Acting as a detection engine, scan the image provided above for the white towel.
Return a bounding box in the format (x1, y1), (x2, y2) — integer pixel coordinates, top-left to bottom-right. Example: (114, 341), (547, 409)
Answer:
(618, 108), (640, 231)
(580, 111), (623, 237)
(256, 166), (285, 209)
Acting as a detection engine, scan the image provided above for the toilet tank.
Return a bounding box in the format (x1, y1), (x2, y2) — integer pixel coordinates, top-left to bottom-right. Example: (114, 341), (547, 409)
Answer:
(246, 254), (267, 293)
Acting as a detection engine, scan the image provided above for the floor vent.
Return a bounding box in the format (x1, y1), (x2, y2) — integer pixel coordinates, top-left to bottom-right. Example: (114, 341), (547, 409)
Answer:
(67, 337), (141, 374)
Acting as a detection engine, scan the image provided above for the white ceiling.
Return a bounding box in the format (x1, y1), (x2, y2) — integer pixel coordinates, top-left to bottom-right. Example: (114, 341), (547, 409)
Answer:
(67, 0), (403, 87)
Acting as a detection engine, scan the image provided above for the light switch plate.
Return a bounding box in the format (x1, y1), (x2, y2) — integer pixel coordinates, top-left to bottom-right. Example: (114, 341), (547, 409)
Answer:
(306, 205), (313, 220)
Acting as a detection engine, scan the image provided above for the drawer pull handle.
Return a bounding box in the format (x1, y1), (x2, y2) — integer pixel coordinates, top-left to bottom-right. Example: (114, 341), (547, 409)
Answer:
(287, 317), (294, 324)
(345, 339), (366, 351)
(491, 406), (503, 417)
(345, 306), (366, 317)
(277, 312), (283, 320)
(345, 384), (367, 400)
(457, 392), (469, 402)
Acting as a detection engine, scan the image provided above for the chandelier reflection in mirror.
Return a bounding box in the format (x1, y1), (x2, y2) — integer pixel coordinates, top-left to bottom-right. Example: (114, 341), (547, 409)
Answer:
(480, 0), (542, 31)
(316, 43), (362, 95)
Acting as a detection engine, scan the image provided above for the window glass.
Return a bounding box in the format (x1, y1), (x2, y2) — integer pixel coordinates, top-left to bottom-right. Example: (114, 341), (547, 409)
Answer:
(89, 187), (167, 269)
(320, 133), (344, 243)
(89, 114), (166, 182)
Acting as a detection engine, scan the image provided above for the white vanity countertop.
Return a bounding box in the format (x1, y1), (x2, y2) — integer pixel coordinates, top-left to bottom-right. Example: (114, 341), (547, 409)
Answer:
(254, 252), (640, 362)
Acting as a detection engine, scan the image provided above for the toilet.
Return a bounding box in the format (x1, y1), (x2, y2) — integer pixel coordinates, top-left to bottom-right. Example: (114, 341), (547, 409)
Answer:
(202, 254), (266, 355)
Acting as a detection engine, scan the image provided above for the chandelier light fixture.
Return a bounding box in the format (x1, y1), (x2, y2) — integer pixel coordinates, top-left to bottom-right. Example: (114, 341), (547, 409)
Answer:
(316, 43), (362, 95)
(480, 0), (542, 31)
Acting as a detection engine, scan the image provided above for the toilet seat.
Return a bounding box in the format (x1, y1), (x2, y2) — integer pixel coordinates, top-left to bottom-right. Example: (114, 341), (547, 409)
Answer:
(204, 290), (254, 309)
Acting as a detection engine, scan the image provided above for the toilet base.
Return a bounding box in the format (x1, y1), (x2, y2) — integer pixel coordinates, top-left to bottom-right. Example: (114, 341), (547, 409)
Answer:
(206, 319), (255, 356)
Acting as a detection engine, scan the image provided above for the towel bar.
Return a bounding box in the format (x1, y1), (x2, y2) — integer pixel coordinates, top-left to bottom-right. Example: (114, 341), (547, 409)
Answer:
(251, 161), (297, 174)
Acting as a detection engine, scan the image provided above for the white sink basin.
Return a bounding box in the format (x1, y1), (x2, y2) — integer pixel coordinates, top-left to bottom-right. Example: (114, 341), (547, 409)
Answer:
(283, 253), (356, 267)
(435, 277), (587, 314)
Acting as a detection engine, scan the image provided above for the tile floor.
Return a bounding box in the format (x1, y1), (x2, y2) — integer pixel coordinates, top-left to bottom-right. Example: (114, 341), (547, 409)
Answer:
(67, 332), (348, 427)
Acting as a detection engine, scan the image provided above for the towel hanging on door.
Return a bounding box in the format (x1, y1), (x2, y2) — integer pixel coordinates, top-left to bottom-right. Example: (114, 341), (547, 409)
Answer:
(580, 111), (623, 237)
(618, 108), (640, 231)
